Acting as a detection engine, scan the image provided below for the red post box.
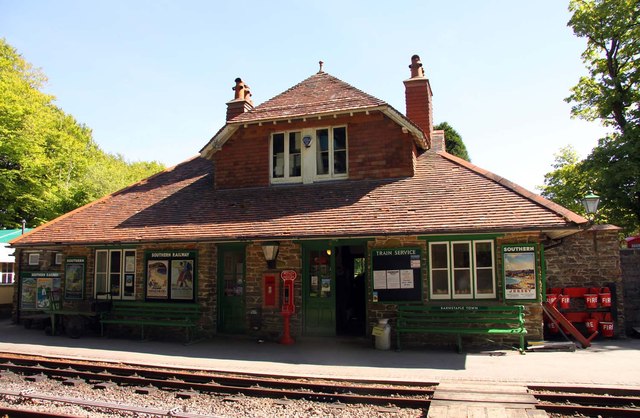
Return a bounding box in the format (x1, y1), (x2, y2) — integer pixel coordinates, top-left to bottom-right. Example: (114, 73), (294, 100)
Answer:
(280, 270), (297, 345)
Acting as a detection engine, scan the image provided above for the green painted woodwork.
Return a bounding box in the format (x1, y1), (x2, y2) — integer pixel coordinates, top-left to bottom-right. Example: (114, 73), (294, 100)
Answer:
(302, 241), (335, 336)
(217, 245), (246, 334)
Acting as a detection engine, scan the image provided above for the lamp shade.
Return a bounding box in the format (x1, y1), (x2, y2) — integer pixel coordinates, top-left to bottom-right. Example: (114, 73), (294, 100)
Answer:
(261, 241), (280, 261)
(581, 193), (600, 215)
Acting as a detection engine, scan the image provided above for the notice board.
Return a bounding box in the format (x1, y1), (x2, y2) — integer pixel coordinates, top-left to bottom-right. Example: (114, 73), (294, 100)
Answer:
(371, 248), (422, 302)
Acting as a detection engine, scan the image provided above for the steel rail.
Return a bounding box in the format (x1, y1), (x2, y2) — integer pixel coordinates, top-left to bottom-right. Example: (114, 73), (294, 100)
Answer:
(0, 388), (217, 418)
(0, 360), (433, 409)
(537, 403), (640, 417)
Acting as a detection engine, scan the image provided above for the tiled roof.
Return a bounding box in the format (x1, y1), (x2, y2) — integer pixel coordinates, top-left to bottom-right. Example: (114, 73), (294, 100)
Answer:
(230, 72), (386, 123)
(200, 71), (428, 158)
(11, 152), (586, 247)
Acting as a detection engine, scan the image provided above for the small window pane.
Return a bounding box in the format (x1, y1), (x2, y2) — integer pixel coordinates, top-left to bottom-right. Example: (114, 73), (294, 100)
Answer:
(316, 129), (329, 152)
(476, 269), (494, 294)
(475, 242), (493, 267)
(272, 133), (285, 178)
(454, 270), (472, 295)
(432, 271), (449, 295)
(453, 243), (470, 268)
(333, 127), (346, 150)
(334, 151), (347, 174)
(110, 251), (121, 274)
(289, 132), (301, 177)
(431, 244), (448, 268)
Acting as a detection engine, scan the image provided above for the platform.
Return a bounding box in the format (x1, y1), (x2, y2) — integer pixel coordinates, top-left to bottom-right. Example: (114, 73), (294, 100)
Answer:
(0, 318), (639, 388)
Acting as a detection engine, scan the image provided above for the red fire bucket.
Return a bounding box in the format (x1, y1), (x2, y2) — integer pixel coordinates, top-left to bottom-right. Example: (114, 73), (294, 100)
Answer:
(559, 294), (571, 309)
(585, 317), (599, 334)
(599, 288), (612, 308)
(547, 321), (559, 334)
(546, 293), (559, 307)
(585, 294), (598, 309)
(600, 321), (614, 337)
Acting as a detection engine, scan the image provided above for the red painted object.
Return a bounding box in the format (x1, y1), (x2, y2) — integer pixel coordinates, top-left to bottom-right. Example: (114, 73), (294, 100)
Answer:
(585, 294), (598, 309)
(600, 321), (614, 337)
(559, 294), (571, 309)
(599, 288), (611, 308)
(585, 317), (599, 334)
(546, 293), (559, 308)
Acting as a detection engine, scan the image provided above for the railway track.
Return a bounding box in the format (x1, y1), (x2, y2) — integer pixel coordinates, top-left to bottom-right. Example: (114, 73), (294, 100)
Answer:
(2, 353), (640, 417)
(0, 353), (434, 416)
(529, 384), (640, 417)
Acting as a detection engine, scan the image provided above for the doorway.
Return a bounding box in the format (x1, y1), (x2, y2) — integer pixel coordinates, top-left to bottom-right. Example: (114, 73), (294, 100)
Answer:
(302, 242), (367, 337)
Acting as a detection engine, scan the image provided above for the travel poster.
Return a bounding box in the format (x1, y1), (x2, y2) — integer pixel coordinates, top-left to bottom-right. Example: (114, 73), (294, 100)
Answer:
(170, 259), (194, 300)
(503, 245), (538, 300)
(21, 277), (37, 310)
(146, 260), (169, 299)
(64, 258), (85, 300)
(36, 277), (53, 309)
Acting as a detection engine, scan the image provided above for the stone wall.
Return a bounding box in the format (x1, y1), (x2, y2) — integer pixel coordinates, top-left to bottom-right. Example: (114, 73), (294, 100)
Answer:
(544, 225), (623, 335)
(621, 248), (640, 335)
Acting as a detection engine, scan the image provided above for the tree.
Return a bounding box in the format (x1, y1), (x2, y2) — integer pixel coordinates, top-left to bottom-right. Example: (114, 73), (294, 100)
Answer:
(539, 146), (592, 215)
(0, 39), (164, 228)
(561, 0), (640, 233)
(434, 121), (471, 161)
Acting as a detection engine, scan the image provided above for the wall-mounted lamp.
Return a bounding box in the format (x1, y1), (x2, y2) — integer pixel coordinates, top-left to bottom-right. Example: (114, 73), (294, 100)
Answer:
(303, 135), (312, 148)
(261, 241), (280, 269)
(581, 192), (600, 221)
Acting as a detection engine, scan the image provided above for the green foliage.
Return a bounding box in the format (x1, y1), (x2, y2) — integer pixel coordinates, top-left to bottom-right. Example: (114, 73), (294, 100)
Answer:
(434, 121), (471, 161)
(566, 0), (640, 133)
(557, 0), (640, 234)
(539, 146), (590, 216)
(0, 39), (164, 228)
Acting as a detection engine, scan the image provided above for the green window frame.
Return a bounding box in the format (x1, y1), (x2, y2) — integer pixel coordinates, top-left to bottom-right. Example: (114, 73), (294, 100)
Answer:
(428, 240), (496, 300)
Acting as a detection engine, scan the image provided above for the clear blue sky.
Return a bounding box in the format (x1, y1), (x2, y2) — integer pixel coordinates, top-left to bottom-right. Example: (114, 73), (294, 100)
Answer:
(1, 0), (607, 192)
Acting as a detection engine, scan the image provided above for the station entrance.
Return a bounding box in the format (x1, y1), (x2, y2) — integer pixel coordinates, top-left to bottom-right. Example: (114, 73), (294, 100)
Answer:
(302, 242), (367, 337)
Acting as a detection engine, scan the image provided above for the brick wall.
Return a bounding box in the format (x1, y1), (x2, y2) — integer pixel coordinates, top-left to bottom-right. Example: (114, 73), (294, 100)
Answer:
(544, 226), (623, 335)
(244, 241), (302, 340)
(621, 248), (640, 335)
(212, 111), (416, 190)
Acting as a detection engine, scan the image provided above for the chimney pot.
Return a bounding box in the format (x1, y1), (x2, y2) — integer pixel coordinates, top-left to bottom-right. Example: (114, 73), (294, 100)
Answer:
(227, 77), (254, 121)
(404, 54), (433, 143)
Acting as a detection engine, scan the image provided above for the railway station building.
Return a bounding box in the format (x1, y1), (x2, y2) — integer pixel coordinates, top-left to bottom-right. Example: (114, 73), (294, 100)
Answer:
(9, 55), (623, 346)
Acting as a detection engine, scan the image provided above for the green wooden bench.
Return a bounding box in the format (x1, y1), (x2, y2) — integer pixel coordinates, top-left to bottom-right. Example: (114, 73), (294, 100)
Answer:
(396, 305), (527, 354)
(100, 301), (201, 343)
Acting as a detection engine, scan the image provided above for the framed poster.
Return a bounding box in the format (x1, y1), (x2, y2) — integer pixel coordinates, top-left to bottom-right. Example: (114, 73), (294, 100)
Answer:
(145, 251), (197, 301)
(21, 272), (61, 310)
(170, 259), (194, 300)
(502, 244), (539, 301)
(371, 248), (422, 302)
(146, 260), (169, 299)
(64, 257), (85, 300)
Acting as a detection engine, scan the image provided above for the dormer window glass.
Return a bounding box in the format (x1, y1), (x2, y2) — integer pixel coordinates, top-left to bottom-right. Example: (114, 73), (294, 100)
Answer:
(271, 132), (302, 182)
(270, 126), (348, 184)
(316, 127), (347, 177)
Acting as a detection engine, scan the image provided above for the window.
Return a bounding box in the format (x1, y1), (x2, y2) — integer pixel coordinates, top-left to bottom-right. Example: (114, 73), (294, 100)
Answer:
(271, 131), (302, 183)
(316, 127), (347, 178)
(0, 263), (14, 284)
(95, 249), (136, 299)
(270, 126), (348, 184)
(429, 240), (496, 300)
(28, 253), (40, 266)
(54, 253), (63, 265)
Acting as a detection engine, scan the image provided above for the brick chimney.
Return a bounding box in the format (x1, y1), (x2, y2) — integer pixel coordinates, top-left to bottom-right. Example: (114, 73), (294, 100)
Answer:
(403, 55), (433, 142)
(226, 77), (254, 121)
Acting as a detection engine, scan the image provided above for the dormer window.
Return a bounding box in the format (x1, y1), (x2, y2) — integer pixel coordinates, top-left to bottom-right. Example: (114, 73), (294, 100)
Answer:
(316, 127), (347, 178)
(270, 126), (348, 184)
(271, 132), (302, 182)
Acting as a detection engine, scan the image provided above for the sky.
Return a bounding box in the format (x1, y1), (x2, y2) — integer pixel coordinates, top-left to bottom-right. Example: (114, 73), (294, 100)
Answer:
(1, 0), (609, 193)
